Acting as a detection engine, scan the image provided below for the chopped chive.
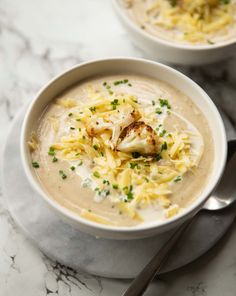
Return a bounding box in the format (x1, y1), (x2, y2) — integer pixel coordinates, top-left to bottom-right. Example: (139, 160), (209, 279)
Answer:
(89, 106), (96, 112)
(161, 142), (168, 151)
(155, 108), (162, 115)
(68, 112), (73, 117)
(103, 82), (107, 86)
(174, 176), (182, 183)
(155, 153), (162, 161)
(103, 179), (110, 185)
(52, 156), (58, 163)
(126, 190), (134, 201)
(111, 99), (119, 110)
(76, 118), (81, 121)
(48, 146), (55, 156)
(32, 161), (40, 168)
(59, 170), (67, 179)
(70, 166), (76, 171)
(93, 171), (100, 178)
(93, 144), (99, 150)
(207, 39), (215, 45)
(112, 184), (119, 190)
(78, 160), (83, 166)
(113, 79), (129, 86)
(159, 98), (171, 109)
(159, 129), (167, 137)
(70, 127), (75, 130)
(129, 162), (139, 169)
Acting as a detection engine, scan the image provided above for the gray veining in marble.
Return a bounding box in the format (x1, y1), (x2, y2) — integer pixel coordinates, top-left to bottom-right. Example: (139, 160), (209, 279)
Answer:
(0, 0), (236, 295)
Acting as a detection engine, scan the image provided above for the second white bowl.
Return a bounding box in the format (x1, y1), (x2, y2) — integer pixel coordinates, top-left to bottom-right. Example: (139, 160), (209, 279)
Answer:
(113, 0), (236, 65)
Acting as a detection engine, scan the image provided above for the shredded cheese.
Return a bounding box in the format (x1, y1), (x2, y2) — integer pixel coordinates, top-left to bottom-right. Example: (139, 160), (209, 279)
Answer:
(48, 84), (204, 222)
(137, 0), (235, 43)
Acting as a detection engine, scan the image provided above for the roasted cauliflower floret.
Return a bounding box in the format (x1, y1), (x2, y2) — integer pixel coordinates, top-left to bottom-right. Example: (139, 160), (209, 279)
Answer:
(117, 121), (159, 155)
(86, 105), (141, 149)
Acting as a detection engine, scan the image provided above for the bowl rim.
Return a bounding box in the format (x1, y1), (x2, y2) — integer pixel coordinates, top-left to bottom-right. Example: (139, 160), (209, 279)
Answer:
(113, 0), (236, 51)
(20, 57), (227, 235)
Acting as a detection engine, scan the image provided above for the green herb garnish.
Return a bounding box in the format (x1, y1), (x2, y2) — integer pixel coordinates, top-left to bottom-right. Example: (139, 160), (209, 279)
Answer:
(89, 106), (96, 112)
(161, 142), (168, 151)
(48, 147), (55, 156)
(159, 98), (171, 109)
(159, 129), (167, 137)
(32, 161), (40, 168)
(52, 156), (58, 163)
(103, 180), (110, 185)
(221, 0), (230, 4)
(59, 170), (67, 179)
(207, 39), (215, 45)
(113, 79), (129, 86)
(93, 171), (100, 178)
(126, 190), (134, 201)
(111, 99), (119, 110)
(174, 176), (182, 183)
(155, 108), (162, 115)
(129, 162), (139, 169)
(155, 153), (162, 161)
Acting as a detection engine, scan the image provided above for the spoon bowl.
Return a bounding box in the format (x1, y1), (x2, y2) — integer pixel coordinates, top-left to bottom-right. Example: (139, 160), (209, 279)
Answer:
(122, 139), (236, 296)
(203, 140), (236, 211)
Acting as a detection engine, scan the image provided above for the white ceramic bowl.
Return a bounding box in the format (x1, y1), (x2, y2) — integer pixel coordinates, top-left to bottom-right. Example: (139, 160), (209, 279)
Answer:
(21, 58), (227, 239)
(113, 0), (236, 65)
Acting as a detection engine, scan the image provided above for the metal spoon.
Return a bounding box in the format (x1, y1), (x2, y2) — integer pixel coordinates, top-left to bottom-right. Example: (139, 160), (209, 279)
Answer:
(122, 139), (236, 296)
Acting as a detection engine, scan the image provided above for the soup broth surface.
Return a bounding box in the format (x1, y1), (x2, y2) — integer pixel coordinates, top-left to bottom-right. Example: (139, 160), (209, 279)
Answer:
(30, 74), (214, 227)
(122, 0), (236, 45)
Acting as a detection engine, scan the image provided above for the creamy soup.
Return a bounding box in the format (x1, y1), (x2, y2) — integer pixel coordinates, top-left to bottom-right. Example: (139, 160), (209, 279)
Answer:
(122, 0), (236, 45)
(29, 74), (214, 227)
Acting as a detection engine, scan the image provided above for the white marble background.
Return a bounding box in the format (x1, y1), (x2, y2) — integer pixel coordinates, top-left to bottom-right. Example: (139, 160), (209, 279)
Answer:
(0, 0), (236, 295)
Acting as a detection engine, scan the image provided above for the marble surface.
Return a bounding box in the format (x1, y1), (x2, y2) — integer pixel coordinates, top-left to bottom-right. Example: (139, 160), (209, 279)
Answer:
(0, 0), (236, 295)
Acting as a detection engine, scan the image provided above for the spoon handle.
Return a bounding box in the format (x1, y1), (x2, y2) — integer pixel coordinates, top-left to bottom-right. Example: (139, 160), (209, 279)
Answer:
(122, 220), (191, 296)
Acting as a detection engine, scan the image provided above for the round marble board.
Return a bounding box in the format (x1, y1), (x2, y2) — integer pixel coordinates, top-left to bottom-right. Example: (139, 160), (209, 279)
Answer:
(2, 109), (236, 279)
